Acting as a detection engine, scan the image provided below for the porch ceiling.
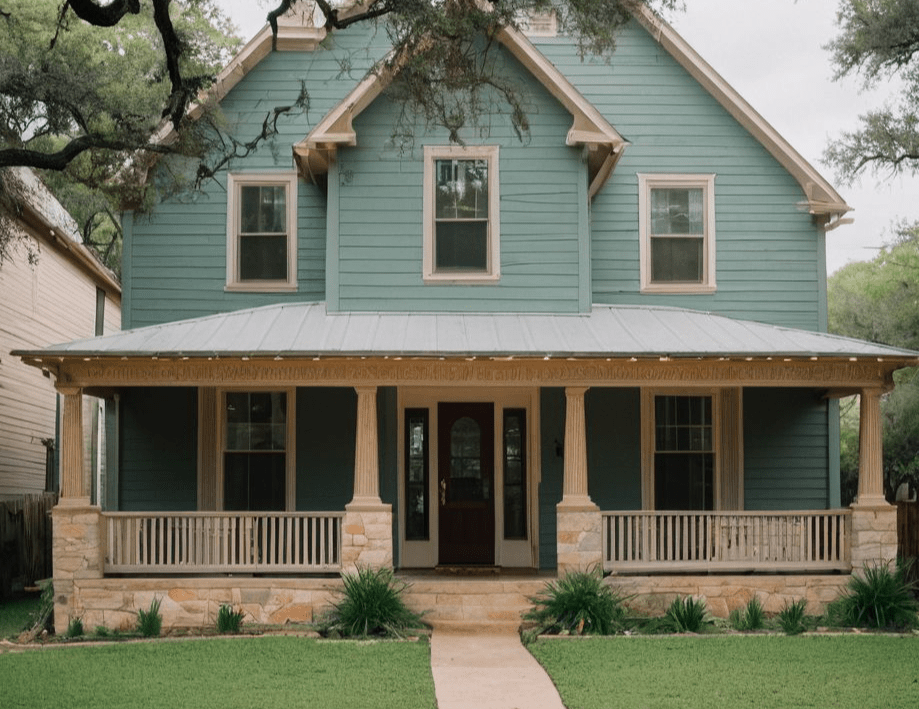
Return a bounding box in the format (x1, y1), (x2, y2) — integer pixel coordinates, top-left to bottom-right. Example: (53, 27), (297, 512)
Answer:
(14, 302), (919, 362)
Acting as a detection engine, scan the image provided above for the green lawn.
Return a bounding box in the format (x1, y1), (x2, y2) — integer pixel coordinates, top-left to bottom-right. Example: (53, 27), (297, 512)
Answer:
(529, 635), (919, 709)
(0, 637), (435, 709)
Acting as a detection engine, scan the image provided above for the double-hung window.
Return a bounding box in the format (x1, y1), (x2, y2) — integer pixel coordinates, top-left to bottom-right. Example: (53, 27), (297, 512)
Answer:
(227, 173), (297, 291)
(638, 174), (716, 293)
(423, 146), (500, 282)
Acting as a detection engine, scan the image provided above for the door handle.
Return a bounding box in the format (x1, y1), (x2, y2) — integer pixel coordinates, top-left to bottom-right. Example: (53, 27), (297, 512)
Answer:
(440, 479), (446, 506)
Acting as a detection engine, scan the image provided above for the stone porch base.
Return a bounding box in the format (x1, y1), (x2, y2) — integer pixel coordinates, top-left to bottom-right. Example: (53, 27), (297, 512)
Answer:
(64, 577), (342, 633)
(608, 574), (851, 618)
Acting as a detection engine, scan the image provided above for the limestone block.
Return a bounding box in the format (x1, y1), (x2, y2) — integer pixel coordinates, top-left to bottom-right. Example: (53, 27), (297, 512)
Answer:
(269, 605), (312, 624)
(169, 588), (197, 603)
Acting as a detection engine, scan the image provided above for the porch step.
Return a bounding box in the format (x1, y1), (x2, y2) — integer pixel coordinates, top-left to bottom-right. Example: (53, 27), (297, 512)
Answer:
(399, 573), (552, 627)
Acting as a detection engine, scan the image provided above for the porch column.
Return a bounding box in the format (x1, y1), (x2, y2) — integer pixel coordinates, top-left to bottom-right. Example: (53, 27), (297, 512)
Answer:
(557, 387), (601, 574)
(59, 386), (89, 505)
(850, 386), (897, 567)
(343, 386), (393, 572)
(52, 386), (103, 633)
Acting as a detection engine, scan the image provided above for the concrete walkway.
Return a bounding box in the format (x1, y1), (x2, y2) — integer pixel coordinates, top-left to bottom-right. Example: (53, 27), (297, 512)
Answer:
(430, 623), (566, 709)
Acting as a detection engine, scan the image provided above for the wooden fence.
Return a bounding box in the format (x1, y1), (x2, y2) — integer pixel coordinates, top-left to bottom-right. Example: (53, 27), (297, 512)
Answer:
(0, 492), (56, 598)
(898, 501), (919, 559)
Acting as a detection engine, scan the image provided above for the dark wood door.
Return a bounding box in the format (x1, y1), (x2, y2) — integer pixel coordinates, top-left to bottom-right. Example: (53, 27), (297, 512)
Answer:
(438, 402), (495, 565)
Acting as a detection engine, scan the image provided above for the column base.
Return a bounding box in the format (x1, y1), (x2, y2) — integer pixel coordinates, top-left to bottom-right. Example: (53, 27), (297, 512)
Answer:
(342, 502), (393, 573)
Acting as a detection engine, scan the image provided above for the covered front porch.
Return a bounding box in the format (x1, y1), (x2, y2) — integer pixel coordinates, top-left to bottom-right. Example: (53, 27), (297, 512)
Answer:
(17, 303), (914, 630)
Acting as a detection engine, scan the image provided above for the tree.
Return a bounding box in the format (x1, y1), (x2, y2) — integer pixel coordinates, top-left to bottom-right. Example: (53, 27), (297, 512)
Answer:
(824, 0), (919, 182)
(1, 0), (681, 269)
(828, 220), (919, 502)
(0, 0), (241, 271)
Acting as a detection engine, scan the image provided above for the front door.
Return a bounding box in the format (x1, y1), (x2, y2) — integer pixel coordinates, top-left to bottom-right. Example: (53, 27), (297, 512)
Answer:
(438, 402), (495, 565)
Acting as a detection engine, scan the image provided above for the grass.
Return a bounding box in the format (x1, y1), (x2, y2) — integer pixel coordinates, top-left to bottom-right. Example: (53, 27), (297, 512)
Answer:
(0, 595), (42, 639)
(529, 635), (919, 709)
(0, 636), (435, 709)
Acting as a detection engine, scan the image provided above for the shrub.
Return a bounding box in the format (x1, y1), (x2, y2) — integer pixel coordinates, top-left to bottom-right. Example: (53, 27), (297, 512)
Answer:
(216, 604), (245, 634)
(321, 566), (424, 638)
(137, 597), (163, 637)
(730, 597), (765, 631)
(525, 569), (630, 635)
(65, 617), (84, 638)
(94, 625), (111, 638)
(827, 561), (919, 630)
(663, 596), (711, 633)
(778, 598), (808, 635)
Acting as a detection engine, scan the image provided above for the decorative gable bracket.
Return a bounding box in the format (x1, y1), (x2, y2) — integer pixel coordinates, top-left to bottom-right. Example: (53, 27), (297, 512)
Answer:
(293, 25), (628, 198)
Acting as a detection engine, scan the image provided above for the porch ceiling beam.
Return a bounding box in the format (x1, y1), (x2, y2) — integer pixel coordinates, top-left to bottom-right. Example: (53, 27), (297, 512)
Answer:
(42, 355), (904, 390)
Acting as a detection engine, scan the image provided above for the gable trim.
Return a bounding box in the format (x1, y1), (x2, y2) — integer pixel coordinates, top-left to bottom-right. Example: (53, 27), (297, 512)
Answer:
(293, 25), (627, 193)
(633, 7), (850, 225)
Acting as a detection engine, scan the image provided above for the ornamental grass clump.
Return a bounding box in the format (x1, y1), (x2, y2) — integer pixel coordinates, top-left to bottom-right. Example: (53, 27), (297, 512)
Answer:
(729, 596), (766, 631)
(663, 596), (711, 633)
(322, 566), (424, 639)
(778, 598), (808, 635)
(65, 617), (84, 639)
(137, 597), (163, 637)
(216, 604), (245, 634)
(525, 569), (630, 635)
(827, 560), (919, 630)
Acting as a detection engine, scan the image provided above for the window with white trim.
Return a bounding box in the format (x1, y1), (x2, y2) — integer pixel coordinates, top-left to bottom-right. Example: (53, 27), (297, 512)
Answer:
(642, 390), (719, 511)
(638, 174), (716, 293)
(423, 146), (500, 282)
(226, 173), (297, 291)
(221, 390), (294, 511)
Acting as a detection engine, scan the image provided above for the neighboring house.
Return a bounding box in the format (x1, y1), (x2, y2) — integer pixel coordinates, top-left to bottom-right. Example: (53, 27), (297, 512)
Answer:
(1, 168), (121, 501)
(16, 7), (917, 631)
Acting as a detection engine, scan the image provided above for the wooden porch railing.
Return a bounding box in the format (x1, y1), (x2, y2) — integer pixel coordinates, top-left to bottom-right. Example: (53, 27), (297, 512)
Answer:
(103, 512), (343, 574)
(602, 510), (851, 573)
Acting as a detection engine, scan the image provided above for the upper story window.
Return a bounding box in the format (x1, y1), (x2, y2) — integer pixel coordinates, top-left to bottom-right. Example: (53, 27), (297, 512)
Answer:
(423, 145), (500, 283)
(638, 174), (716, 294)
(226, 172), (298, 292)
(519, 10), (557, 37)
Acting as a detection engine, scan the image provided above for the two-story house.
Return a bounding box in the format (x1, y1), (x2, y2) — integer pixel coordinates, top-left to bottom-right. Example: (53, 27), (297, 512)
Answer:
(17, 6), (917, 631)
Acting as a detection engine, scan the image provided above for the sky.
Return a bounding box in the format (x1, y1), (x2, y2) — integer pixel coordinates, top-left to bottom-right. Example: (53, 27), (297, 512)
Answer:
(221, 0), (919, 275)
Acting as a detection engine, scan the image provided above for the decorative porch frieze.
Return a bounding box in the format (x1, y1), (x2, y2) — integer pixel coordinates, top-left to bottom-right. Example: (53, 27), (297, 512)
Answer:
(51, 356), (898, 390)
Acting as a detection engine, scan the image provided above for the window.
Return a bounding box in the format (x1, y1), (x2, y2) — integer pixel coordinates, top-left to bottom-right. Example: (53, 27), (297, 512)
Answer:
(519, 10), (557, 37)
(642, 391), (718, 511)
(638, 174), (716, 293)
(404, 408), (430, 541)
(503, 409), (527, 539)
(223, 391), (290, 511)
(423, 145), (500, 282)
(227, 173), (297, 291)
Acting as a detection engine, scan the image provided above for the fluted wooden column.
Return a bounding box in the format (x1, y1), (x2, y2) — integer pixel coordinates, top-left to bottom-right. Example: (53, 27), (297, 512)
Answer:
(58, 386), (89, 506)
(855, 387), (889, 507)
(559, 387), (597, 509)
(350, 386), (382, 507)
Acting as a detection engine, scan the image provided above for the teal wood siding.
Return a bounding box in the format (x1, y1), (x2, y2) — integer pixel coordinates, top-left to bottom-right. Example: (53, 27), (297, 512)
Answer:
(295, 387), (356, 511)
(330, 44), (587, 314)
(743, 388), (829, 510)
(533, 25), (824, 331)
(586, 388), (642, 510)
(123, 30), (389, 328)
(119, 388), (197, 511)
(539, 388), (565, 569)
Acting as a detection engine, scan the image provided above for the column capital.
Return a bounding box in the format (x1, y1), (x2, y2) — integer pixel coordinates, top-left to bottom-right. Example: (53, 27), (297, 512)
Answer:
(56, 385), (82, 397)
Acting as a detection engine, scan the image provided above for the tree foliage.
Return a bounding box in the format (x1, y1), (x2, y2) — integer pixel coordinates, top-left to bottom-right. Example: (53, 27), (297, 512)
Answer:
(1, 0), (681, 270)
(0, 0), (241, 271)
(829, 220), (919, 502)
(824, 0), (919, 182)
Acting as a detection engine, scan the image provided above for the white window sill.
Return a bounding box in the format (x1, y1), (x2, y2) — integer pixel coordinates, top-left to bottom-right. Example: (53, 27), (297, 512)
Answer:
(423, 272), (500, 285)
(640, 283), (717, 295)
(225, 283), (299, 293)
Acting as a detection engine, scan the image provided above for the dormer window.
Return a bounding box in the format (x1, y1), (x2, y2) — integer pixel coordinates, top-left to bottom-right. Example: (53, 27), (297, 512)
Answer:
(226, 172), (298, 292)
(519, 10), (557, 37)
(423, 146), (500, 283)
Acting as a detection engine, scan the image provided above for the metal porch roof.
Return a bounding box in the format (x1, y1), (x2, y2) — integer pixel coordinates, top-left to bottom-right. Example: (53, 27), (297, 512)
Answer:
(16, 303), (919, 362)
